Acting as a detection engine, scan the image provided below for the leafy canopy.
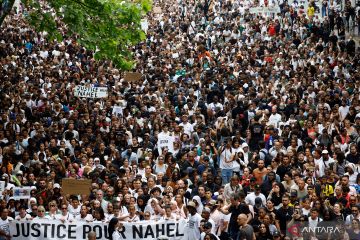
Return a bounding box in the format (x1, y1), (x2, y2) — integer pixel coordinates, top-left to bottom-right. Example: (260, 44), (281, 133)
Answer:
(0, 0), (152, 69)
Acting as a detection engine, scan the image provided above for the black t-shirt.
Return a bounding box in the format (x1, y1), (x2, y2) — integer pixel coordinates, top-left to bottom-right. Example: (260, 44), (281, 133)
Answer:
(229, 203), (251, 232)
(266, 208), (277, 217)
(250, 123), (263, 140)
(276, 206), (294, 232)
(346, 153), (360, 164)
(329, 195), (348, 206)
(181, 160), (199, 172)
(276, 164), (291, 181)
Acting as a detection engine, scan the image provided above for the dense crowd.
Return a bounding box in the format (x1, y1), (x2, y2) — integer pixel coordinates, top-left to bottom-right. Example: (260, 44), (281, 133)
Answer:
(1, 0), (360, 239)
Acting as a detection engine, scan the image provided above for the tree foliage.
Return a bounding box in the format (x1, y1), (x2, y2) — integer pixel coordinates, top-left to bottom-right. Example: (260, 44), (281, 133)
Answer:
(0, 0), (152, 69)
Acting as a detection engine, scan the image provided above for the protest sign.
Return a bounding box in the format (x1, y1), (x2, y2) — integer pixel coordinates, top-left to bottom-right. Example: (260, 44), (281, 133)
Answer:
(112, 106), (123, 117)
(12, 187), (32, 200)
(10, 219), (187, 240)
(74, 86), (108, 98)
(0, 181), (5, 194)
(124, 72), (142, 82)
(249, 6), (280, 14)
(62, 179), (91, 195)
(141, 19), (149, 33)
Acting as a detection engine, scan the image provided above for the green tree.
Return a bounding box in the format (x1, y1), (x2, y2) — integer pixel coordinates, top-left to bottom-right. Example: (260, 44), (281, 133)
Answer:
(0, 0), (152, 69)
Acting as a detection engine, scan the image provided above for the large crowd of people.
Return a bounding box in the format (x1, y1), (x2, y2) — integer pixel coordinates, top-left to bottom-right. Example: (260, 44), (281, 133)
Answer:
(1, 0), (360, 239)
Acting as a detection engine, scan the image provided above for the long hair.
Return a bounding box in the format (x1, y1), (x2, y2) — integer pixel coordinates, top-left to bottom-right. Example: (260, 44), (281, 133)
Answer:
(108, 217), (119, 240)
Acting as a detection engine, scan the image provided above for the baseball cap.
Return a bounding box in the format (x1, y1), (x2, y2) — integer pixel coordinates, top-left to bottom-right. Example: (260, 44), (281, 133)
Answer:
(241, 143), (249, 148)
(209, 200), (217, 206)
(290, 190), (298, 197)
(273, 231), (281, 237)
(187, 201), (197, 209)
(202, 207), (211, 213)
(322, 150), (329, 154)
(53, 183), (61, 189)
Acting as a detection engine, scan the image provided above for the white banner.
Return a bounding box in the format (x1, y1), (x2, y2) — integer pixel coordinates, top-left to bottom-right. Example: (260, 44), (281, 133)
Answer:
(10, 219), (187, 240)
(112, 106), (123, 117)
(249, 6), (280, 14)
(0, 181), (5, 198)
(74, 86), (108, 98)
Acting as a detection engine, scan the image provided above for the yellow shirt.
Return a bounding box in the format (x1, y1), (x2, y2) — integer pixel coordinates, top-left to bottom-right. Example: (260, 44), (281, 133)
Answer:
(307, 7), (315, 17)
(322, 184), (334, 197)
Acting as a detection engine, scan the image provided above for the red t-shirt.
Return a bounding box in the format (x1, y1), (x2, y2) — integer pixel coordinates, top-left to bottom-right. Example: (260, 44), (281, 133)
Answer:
(268, 25), (276, 36)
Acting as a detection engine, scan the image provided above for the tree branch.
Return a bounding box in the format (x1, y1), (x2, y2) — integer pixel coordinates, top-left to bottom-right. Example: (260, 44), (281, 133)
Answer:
(69, 0), (104, 13)
(0, 0), (16, 26)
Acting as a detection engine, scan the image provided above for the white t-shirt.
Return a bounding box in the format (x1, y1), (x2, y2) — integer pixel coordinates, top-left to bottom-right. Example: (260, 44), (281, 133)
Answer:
(219, 148), (234, 170)
(105, 213), (114, 222)
(55, 213), (75, 222)
(179, 122), (194, 136)
(75, 214), (94, 222)
(308, 217), (322, 229)
(112, 230), (123, 240)
(186, 213), (202, 240)
(232, 147), (242, 172)
(339, 106), (349, 120)
(34, 216), (51, 220)
(15, 214), (32, 221)
(68, 205), (81, 217)
(0, 216), (14, 235)
(268, 113), (282, 127)
(245, 192), (266, 206)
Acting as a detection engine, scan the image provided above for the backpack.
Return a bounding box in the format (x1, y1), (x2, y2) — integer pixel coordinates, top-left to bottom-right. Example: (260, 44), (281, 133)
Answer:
(260, 149), (272, 165)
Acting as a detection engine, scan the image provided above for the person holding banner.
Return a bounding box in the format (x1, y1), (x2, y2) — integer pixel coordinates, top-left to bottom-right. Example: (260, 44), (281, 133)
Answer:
(55, 204), (75, 223)
(14, 205), (32, 221)
(1, 0), (360, 238)
(46, 200), (60, 220)
(75, 205), (94, 222)
(144, 198), (165, 220)
(162, 205), (177, 220)
(125, 205), (140, 222)
(92, 207), (106, 223)
(108, 217), (124, 240)
(33, 206), (49, 220)
(0, 208), (13, 240)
